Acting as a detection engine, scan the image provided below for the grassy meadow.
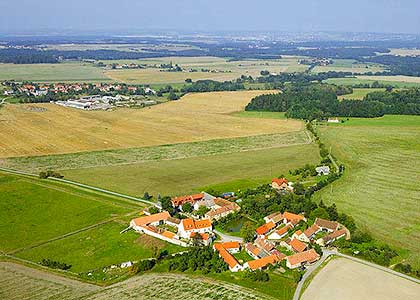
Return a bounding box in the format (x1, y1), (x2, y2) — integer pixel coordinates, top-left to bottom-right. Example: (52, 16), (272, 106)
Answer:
(313, 115), (420, 266)
(338, 88), (386, 100)
(16, 221), (183, 274)
(0, 62), (110, 82)
(0, 172), (139, 253)
(61, 143), (319, 197)
(312, 59), (386, 74)
(0, 91), (303, 158)
(325, 77), (420, 88)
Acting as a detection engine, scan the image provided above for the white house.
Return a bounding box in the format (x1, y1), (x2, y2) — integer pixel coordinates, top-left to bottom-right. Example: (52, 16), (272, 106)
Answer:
(178, 218), (212, 239)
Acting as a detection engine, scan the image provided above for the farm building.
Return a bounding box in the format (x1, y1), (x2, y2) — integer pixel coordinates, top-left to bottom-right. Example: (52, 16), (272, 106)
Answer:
(286, 249), (320, 269)
(314, 218), (339, 232)
(316, 228), (348, 246)
(271, 178), (294, 192)
(315, 166), (330, 176)
(178, 218), (212, 239)
(214, 242), (242, 272)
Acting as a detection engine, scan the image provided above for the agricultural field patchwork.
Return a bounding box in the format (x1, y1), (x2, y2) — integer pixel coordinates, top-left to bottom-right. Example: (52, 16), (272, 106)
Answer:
(104, 56), (307, 84)
(313, 115), (420, 266)
(325, 77), (420, 88)
(311, 59), (386, 74)
(0, 62), (110, 82)
(302, 258), (420, 300)
(0, 91), (302, 158)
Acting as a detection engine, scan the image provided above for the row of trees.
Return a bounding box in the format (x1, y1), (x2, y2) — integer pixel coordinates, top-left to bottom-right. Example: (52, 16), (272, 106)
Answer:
(167, 247), (227, 274)
(245, 83), (420, 120)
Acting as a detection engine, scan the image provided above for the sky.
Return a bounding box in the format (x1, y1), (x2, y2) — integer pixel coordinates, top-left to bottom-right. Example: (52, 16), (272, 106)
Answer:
(1, 0), (420, 35)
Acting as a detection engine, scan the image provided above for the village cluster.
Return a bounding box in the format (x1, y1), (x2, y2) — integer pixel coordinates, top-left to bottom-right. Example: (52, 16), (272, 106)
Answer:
(2, 82), (158, 110)
(129, 176), (349, 273)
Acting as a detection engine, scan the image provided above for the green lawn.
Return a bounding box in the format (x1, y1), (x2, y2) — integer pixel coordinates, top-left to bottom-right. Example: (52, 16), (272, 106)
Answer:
(16, 221), (183, 274)
(60, 144), (319, 197)
(0, 62), (111, 82)
(313, 115), (420, 267)
(0, 173), (138, 253)
(338, 88), (386, 100)
(325, 77), (420, 88)
(231, 111), (286, 119)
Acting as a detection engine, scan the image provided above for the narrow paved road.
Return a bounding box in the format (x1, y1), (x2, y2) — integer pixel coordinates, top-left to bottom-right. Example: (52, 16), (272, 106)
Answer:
(294, 249), (420, 300)
(214, 230), (244, 243)
(0, 166), (155, 206)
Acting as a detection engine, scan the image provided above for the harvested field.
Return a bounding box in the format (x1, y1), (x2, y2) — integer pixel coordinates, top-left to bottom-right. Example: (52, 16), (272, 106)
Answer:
(0, 90), (302, 158)
(0, 62), (109, 82)
(314, 115), (420, 266)
(104, 56), (307, 84)
(301, 258), (420, 300)
(0, 262), (274, 300)
(0, 262), (98, 300)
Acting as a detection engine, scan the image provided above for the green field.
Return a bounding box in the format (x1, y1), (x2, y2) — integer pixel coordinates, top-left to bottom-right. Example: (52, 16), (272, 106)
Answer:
(231, 111), (286, 119)
(0, 62), (111, 82)
(312, 59), (386, 74)
(338, 88), (386, 100)
(325, 77), (420, 88)
(0, 131), (310, 172)
(0, 173), (139, 253)
(313, 115), (420, 266)
(16, 221), (183, 274)
(61, 143), (319, 197)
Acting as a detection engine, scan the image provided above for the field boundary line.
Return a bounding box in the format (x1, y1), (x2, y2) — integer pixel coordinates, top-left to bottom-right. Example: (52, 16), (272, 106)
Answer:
(8, 218), (117, 255)
(0, 166), (154, 206)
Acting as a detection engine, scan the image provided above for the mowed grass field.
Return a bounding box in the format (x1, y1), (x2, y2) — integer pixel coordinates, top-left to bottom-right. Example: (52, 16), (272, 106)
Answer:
(313, 115), (420, 266)
(61, 143), (319, 197)
(0, 62), (110, 82)
(104, 56), (308, 84)
(16, 221), (183, 274)
(338, 88), (386, 100)
(0, 90), (302, 158)
(325, 77), (420, 88)
(302, 258), (420, 300)
(0, 172), (138, 253)
(311, 59), (386, 74)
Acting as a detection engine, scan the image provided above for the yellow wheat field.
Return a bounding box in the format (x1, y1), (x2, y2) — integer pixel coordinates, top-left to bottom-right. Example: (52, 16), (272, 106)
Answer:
(0, 90), (302, 158)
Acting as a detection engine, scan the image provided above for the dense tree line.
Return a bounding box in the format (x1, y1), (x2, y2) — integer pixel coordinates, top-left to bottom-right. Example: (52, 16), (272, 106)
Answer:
(245, 83), (420, 119)
(361, 55), (420, 77)
(364, 88), (420, 115)
(0, 49), (58, 63)
(180, 80), (244, 93)
(40, 259), (72, 270)
(168, 247), (227, 274)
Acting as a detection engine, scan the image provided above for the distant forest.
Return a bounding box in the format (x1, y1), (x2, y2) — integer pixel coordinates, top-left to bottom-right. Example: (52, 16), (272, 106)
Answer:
(245, 84), (420, 119)
(1, 38), (420, 76)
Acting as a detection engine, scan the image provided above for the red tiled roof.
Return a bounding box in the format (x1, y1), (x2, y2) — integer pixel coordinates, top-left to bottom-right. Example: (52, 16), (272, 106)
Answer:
(286, 249), (319, 266)
(303, 224), (320, 238)
(181, 218), (212, 231)
(131, 211), (170, 226)
(256, 221), (276, 235)
(275, 224), (292, 237)
(315, 218), (339, 231)
(283, 211), (305, 223)
(171, 193), (204, 207)
(272, 178), (288, 185)
(323, 228), (347, 243)
(290, 238), (307, 253)
(214, 244), (240, 269)
(246, 255), (281, 270)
